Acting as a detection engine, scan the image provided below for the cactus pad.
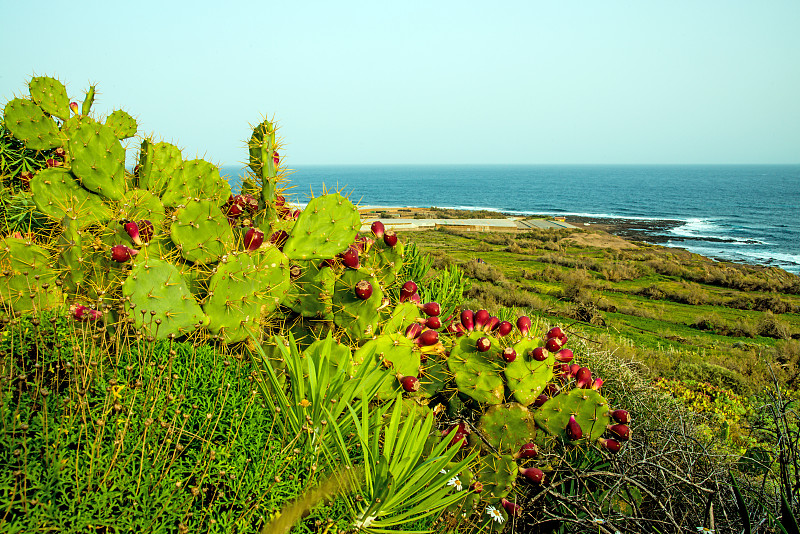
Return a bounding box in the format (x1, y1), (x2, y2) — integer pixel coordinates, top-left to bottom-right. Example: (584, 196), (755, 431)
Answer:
(203, 247), (290, 343)
(105, 109), (138, 139)
(137, 140), (183, 195)
(122, 258), (208, 339)
(29, 76), (70, 121)
(30, 168), (112, 226)
(284, 261), (336, 320)
(170, 199), (234, 264)
(474, 454), (518, 501)
(282, 194), (361, 260)
(475, 402), (538, 454)
(353, 333), (420, 399)
(447, 332), (505, 405)
(0, 238), (60, 315)
(161, 159), (231, 207)
(332, 269), (384, 341)
(3, 98), (63, 150)
(534, 388), (612, 443)
(67, 116), (126, 200)
(503, 339), (554, 405)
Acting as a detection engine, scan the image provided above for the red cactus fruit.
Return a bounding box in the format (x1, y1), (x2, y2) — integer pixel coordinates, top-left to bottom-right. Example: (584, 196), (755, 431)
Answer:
(354, 235), (374, 254)
(566, 414), (583, 441)
(225, 195), (244, 217)
(244, 228), (265, 251)
(399, 281), (418, 302)
(46, 158), (62, 168)
(545, 336), (563, 353)
(383, 230), (398, 247)
(19, 171), (33, 187)
(371, 220), (385, 239)
(554, 348), (574, 363)
(575, 367), (592, 389)
(476, 337), (491, 352)
(516, 442), (539, 459)
(591, 377), (604, 391)
(517, 315), (532, 336)
(273, 150), (280, 167)
(518, 467), (545, 484)
(547, 326), (564, 339)
(416, 329), (439, 347)
(474, 309), (490, 329)
(111, 244), (138, 263)
(502, 347), (517, 363)
(405, 323), (423, 340)
(447, 322), (466, 337)
(340, 245), (360, 269)
(501, 498), (522, 517)
(87, 309), (102, 320)
(409, 293), (421, 304)
(55, 147), (66, 157)
(425, 316), (441, 329)
(607, 424), (631, 441)
(137, 220), (154, 243)
(496, 320), (513, 337)
(443, 423), (470, 448)
(470, 481), (484, 493)
(123, 221), (143, 246)
(290, 208), (301, 219)
(545, 383), (559, 397)
(530, 347), (548, 362)
(354, 280), (373, 300)
(569, 363), (581, 377)
(460, 309), (474, 331)
(241, 194), (258, 214)
(533, 394), (549, 407)
(609, 409), (631, 424)
(72, 305), (88, 321)
(598, 437), (622, 453)
(269, 230), (289, 250)
(420, 301), (441, 317)
(69, 101), (79, 114)
(398, 375), (420, 392)
(485, 316), (500, 332)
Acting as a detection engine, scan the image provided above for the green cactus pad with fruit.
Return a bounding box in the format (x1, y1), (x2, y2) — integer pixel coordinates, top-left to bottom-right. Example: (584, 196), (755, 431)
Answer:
(0, 238), (60, 315)
(534, 388), (612, 443)
(282, 193), (361, 260)
(353, 333), (420, 399)
(332, 269), (384, 341)
(447, 332), (505, 405)
(504, 339), (554, 405)
(122, 258), (207, 339)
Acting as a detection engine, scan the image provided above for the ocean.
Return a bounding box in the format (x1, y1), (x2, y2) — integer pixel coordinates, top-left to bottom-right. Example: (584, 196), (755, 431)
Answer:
(221, 165), (800, 275)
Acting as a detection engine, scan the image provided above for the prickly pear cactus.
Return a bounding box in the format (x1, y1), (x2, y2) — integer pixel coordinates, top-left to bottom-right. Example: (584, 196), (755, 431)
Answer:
(283, 193), (361, 261)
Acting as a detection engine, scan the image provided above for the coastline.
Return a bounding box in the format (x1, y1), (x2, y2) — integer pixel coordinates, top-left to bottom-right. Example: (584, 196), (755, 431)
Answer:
(358, 206), (800, 275)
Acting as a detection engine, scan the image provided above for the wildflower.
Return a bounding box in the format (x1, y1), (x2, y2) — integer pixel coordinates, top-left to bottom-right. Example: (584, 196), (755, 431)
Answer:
(590, 518), (605, 525)
(485, 505), (504, 524)
(439, 468), (448, 475)
(446, 475), (463, 491)
(696, 528), (715, 533)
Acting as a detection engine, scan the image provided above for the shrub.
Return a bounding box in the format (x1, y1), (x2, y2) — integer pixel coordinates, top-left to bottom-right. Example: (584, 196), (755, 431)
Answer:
(757, 310), (793, 340)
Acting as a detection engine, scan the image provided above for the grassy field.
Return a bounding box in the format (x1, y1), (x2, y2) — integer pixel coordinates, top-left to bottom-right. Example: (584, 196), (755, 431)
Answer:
(399, 225), (800, 396)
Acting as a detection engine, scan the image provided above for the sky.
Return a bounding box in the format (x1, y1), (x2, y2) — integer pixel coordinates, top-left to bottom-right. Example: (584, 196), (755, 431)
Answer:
(2, 1), (799, 165)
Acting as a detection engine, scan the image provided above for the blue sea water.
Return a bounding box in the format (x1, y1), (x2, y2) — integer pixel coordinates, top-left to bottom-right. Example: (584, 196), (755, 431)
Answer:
(221, 165), (800, 275)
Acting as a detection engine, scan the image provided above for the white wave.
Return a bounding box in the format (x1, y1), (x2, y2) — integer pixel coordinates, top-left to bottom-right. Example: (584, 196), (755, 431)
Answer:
(668, 218), (768, 244)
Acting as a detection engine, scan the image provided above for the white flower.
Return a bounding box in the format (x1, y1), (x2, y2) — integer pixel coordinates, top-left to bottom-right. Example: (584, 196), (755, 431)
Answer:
(486, 505), (505, 524)
(590, 518), (605, 525)
(696, 528), (714, 533)
(439, 468), (448, 475)
(446, 475), (463, 491)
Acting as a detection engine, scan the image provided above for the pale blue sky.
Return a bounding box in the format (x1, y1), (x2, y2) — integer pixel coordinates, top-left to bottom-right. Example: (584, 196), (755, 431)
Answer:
(2, 1), (798, 165)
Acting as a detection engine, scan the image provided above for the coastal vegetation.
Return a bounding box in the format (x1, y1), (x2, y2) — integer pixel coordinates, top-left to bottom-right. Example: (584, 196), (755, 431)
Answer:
(0, 75), (797, 534)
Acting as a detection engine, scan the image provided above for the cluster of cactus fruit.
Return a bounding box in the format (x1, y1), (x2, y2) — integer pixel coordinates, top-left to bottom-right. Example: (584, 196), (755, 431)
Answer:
(0, 75), (632, 532)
